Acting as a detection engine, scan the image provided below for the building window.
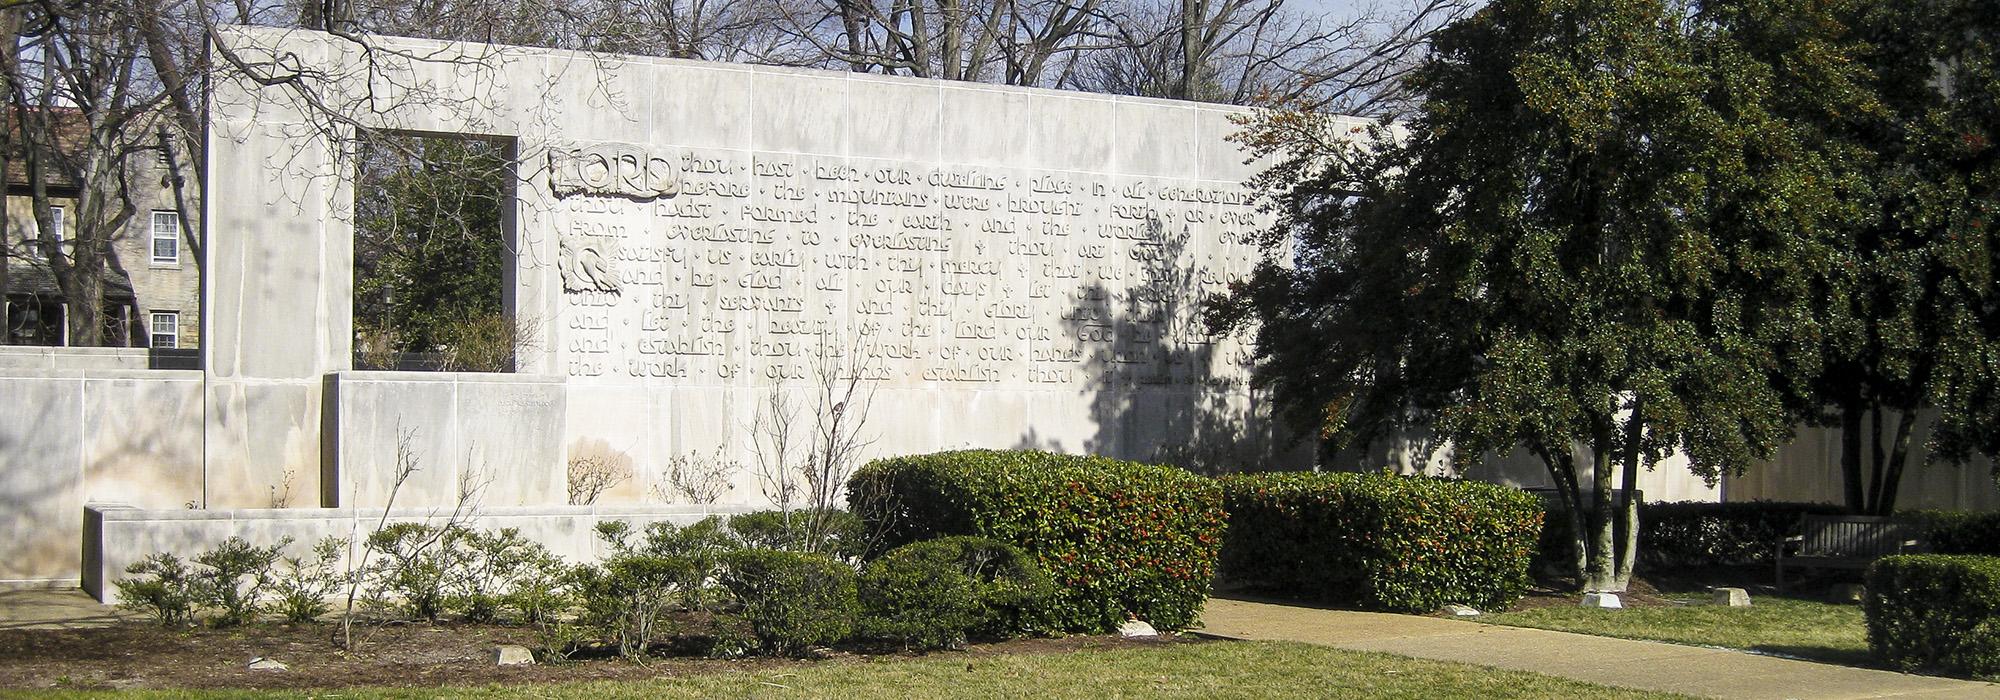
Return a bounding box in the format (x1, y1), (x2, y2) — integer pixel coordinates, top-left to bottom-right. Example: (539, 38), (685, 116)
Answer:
(149, 311), (179, 349)
(151, 210), (180, 264)
(40, 205), (64, 258)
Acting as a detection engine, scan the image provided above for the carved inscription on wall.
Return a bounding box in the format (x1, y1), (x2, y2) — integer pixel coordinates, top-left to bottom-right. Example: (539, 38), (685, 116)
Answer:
(551, 142), (1265, 390)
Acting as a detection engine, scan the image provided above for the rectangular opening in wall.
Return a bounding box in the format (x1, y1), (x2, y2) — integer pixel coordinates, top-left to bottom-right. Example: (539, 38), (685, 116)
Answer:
(351, 132), (520, 372)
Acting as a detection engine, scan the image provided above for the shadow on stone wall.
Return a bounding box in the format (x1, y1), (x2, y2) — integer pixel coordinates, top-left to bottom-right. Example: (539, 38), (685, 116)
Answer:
(1015, 216), (1307, 476)
(0, 410), (80, 582)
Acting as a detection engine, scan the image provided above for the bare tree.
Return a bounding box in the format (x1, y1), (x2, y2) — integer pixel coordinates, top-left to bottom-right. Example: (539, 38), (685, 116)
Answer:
(774, 0), (1118, 85)
(1, 1), (176, 346)
(335, 424), (489, 650)
(585, 0), (804, 62)
(747, 330), (879, 552)
(336, 424), (420, 651)
(1069, 0), (1474, 112)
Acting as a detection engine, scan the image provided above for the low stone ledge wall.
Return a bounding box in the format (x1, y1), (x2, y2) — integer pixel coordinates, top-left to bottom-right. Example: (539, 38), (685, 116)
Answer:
(0, 346), (198, 371)
(323, 371), (569, 509)
(83, 502), (756, 603)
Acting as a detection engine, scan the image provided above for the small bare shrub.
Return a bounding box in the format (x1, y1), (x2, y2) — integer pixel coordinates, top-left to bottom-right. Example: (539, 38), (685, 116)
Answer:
(568, 454), (632, 505)
(353, 322), (400, 370)
(656, 447), (742, 505)
(438, 312), (539, 372)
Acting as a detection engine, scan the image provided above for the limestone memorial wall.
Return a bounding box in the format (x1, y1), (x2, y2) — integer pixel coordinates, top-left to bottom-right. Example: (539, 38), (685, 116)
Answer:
(202, 27), (1322, 512)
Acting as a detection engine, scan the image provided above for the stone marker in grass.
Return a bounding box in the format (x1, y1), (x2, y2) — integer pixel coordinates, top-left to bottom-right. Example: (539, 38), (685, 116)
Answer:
(1712, 588), (1751, 607)
(494, 645), (536, 666)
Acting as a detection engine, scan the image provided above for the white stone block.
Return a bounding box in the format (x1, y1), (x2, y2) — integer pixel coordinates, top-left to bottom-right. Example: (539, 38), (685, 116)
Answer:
(1117, 619), (1159, 639)
(1580, 592), (1623, 609)
(493, 645), (536, 665)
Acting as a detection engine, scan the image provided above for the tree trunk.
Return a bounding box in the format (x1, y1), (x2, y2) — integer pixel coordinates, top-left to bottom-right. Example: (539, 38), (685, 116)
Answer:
(1868, 407), (1886, 507)
(1585, 423), (1618, 592)
(1871, 409), (1918, 515)
(1178, 0), (1199, 99)
(1534, 443), (1590, 584)
(0, 140), (8, 344)
(0, 8), (16, 342)
(1613, 402), (1643, 590)
(1839, 402), (1865, 512)
(940, 0), (962, 81)
(838, 0), (868, 72)
(156, 125), (202, 272)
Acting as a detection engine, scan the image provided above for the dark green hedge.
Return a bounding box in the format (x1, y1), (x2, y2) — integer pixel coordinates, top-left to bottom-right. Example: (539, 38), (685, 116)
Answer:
(1536, 501), (1848, 570)
(848, 450), (1225, 633)
(1897, 511), (2000, 555)
(856, 536), (1051, 649)
(1865, 555), (2000, 678)
(718, 549), (857, 656)
(1219, 472), (1543, 612)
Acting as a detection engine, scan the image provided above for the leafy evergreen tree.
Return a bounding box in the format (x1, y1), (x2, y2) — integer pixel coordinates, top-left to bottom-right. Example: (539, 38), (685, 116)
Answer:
(1216, 0), (1869, 592)
(1805, 1), (2000, 513)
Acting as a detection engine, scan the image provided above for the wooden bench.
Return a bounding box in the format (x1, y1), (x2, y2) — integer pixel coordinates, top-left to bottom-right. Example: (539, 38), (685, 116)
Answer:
(1775, 515), (1923, 592)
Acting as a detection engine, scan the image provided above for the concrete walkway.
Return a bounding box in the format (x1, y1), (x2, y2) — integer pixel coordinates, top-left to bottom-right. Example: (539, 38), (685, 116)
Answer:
(0, 589), (133, 630)
(1197, 598), (1999, 700)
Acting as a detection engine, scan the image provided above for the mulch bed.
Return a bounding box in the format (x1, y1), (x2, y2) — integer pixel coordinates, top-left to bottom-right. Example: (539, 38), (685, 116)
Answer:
(1500, 563), (1856, 613)
(0, 622), (1184, 691)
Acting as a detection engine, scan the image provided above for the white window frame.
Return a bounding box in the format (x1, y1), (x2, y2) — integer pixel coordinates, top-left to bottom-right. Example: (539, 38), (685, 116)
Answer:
(150, 210), (180, 265)
(149, 310), (179, 349)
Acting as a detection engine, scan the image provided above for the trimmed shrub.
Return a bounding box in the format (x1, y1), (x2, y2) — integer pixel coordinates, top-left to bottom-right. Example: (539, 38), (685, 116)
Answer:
(574, 518), (740, 658)
(1899, 511), (2000, 555)
(719, 549), (857, 655)
(116, 537), (289, 627)
(115, 552), (199, 626)
(504, 549), (575, 624)
(362, 523), (475, 621)
(191, 536), (287, 627)
(452, 528), (561, 622)
(269, 536), (347, 623)
(1537, 500), (1848, 571)
(572, 554), (697, 658)
(856, 543), (981, 650)
(1638, 501), (1847, 567)
(856, 536), (1053, 649)
(849, 449), (1225, 633)
(1220, 472), (1542, 612)
(1865, 555), (2000, 678)
(601, 518), (738, 611)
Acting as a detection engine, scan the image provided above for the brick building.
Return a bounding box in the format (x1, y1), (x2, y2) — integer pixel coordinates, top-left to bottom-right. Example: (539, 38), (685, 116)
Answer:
(2, 112), (199, 350)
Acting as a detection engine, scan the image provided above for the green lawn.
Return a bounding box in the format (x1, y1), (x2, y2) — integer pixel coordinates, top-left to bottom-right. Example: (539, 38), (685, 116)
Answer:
(0, 640), (1690, 700)
(1484, 595), (1870, 666)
